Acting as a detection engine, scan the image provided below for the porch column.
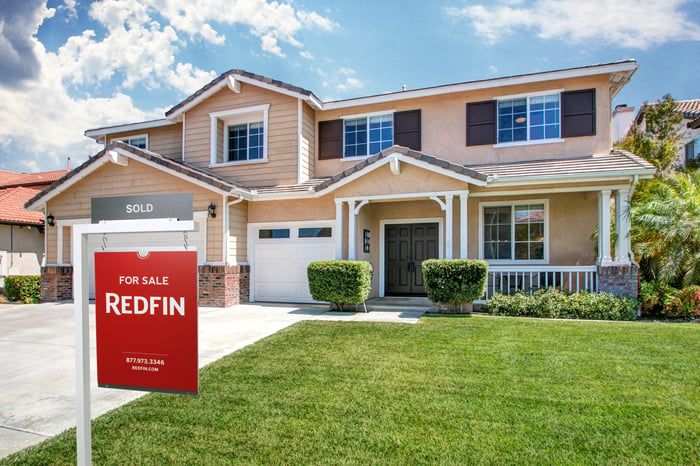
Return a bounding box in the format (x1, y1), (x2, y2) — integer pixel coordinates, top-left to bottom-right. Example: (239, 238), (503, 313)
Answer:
(598, 190), (612, 263)
(459, 193), (468, 259)
(445, 194), (454, 259)
(335, 200), (343, 260)
(348, 200), (357, 260)
(615, 189), (631, 262)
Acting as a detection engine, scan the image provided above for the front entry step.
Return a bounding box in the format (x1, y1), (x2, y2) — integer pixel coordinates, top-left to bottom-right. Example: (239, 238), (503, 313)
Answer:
(364, 297), (439, 313)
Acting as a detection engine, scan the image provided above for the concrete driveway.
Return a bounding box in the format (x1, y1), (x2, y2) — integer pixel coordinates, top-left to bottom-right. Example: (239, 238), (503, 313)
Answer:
(0, 301), (423, 458)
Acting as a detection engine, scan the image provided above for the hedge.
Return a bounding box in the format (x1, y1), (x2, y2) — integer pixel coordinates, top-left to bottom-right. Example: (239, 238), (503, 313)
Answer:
(486, 288), (638, 321)
(4, 275), (41, 303)
(422, 259), (488, 305)
(307, 260), (373, 311)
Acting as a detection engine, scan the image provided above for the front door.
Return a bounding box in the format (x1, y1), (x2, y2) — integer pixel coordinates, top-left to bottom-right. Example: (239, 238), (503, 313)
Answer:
(385, 223), (439, 295)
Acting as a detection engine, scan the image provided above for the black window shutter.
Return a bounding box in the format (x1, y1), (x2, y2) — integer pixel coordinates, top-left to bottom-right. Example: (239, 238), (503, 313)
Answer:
(561, 89), (596, 138)
(318, 119), (343, 160)
(466, 101), (496, 146)
(393, 109), (421, 151)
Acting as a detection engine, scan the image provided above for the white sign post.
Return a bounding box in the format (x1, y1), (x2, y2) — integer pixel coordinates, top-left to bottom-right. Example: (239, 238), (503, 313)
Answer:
(73, 218), (196, 466)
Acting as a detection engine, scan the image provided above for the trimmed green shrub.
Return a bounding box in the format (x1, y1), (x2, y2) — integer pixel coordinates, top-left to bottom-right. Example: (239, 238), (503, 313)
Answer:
(307, 260), (372, 311)
(5, 275), (41, 303)
(422, 259), (488, 305)
(487, 288), (637, 321)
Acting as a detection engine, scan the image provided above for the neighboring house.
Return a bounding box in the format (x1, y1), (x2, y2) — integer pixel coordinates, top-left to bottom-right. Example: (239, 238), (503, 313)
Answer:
(634, 99), (700, 168)
(0, 170), (68, 283)
(27, 60), (655, 306)
(612, 104), (635, 142)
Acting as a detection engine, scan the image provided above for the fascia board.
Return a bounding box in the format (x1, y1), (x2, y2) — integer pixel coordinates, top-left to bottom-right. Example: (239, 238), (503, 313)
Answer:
(487, 170), (654, 187)
(84, 119), (175, 139)
(231, 74), (323, 110)
(322, 61), (638, 111)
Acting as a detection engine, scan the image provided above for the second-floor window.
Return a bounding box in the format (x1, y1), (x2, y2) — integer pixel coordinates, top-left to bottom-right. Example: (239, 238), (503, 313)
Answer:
(498, 94), (560, 144)
(113, 135), (148, 149)
(228, 122), (264, 162)
(344, 113), (393, 157)
(685, 137), (700, 163)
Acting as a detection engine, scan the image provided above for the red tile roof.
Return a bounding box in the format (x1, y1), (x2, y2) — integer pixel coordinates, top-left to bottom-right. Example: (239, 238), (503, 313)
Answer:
(0, 170), (69, 188)
(0, 187), (44, 225)
(674, 99), (700, 119)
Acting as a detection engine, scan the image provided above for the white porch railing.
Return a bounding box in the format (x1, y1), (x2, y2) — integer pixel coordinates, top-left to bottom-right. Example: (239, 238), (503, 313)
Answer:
(479, 266), (598, 302)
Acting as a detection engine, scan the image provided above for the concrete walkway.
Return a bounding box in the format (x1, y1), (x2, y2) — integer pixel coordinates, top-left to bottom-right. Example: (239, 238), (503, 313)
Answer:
(0, 301), (423, 458)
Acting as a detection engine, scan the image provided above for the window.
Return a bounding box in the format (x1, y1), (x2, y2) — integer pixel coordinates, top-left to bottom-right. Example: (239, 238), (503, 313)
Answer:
(113, 135), (147, 149)
(344, 113), (393, 157)
(498, 94), (560, 144)
(228, 122), (264, 162)
(258, 229), (290, 239)
(209, 104), (268, 166)
(482, 202), (546, 262)
(299, 227), (332, 238)
(686, 138), (700, 163)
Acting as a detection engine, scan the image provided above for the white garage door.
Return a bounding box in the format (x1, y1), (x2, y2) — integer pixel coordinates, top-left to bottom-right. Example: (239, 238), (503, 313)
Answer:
(253, 225), (335, 303)
(87, 218), (206, 299)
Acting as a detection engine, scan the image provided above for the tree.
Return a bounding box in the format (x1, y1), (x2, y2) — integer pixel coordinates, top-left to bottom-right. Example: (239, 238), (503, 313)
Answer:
(616, 94), (683, 174)
(631, 170), (700, 287)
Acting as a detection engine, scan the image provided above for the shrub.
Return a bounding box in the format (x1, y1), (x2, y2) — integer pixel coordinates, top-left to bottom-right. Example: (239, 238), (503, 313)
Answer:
(5, 275), (41, 303)
(487, 288), (637, 321)
(422, 259), (488, 306)
(307, 261), (372, 311)
(640, 282), (700, 319)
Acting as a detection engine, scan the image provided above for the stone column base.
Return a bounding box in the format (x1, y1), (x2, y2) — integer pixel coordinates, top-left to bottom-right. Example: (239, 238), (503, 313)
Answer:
(41, 266), (74, 302)
(597, 262), (639, 299)
(198, 264), (250, 307)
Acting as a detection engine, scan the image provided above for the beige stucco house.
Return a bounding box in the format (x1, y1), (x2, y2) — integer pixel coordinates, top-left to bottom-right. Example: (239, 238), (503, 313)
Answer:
(27, 60), (655, 306)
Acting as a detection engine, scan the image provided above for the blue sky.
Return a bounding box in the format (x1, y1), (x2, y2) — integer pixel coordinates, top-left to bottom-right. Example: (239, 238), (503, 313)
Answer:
(1, 0), (699, 173)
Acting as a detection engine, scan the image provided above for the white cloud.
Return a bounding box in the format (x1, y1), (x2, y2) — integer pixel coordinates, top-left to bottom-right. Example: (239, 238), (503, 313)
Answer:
(299, 50), (314, 60)
(0, 0), (336, 172)
(445, 0), (700, 49)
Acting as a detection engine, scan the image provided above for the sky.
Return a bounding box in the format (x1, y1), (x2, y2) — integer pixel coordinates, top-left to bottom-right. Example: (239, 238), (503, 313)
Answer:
(1, 0), (699, 173)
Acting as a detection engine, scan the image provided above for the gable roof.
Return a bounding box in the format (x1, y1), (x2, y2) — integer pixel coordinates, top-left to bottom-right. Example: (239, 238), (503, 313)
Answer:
(165, 69), (322, 121)
(250, 146), (655, 199)
(25, 142), (252, 211)
(0, 187), (44, 225)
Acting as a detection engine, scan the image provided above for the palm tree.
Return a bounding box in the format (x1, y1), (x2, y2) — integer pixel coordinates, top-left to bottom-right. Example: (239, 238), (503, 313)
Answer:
(631, 170), (700, 287)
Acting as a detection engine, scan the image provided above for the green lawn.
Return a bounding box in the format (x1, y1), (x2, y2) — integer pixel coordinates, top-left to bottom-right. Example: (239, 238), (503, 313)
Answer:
(4, 316), (700, 465)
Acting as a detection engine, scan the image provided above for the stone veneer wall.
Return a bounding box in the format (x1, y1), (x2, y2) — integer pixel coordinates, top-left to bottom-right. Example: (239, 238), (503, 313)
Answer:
(40, 265), (74, 302)
(597, 262), (639, 299)
(198, 264), (250, 307)
(40, 264), (250, 308)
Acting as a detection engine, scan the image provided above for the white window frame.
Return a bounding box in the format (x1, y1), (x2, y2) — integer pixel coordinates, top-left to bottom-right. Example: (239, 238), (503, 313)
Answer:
(110, 134), (148, 150)
(225, 121), (265, 163)
(478, 199), (549, 265)
(210, 104), (269, 167)
(493, 90), (564, 148)
(341, 110), (394, 160)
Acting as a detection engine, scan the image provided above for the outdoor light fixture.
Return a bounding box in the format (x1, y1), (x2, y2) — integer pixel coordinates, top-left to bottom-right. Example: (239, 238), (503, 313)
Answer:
(46, 213), (55, 227)
(208, 202), (216, 218)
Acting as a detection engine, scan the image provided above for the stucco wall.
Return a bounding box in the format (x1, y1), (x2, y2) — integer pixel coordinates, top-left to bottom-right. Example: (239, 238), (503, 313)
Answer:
(315, 74), (612, 177)
(0, 224), (44, 277)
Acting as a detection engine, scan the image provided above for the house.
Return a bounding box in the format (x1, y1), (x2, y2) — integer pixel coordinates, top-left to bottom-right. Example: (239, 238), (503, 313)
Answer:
(0, 169), (68, 283)
(26, 60), (656, 306)
(634, 99), (700, 168)
(612, 104), (635, 142)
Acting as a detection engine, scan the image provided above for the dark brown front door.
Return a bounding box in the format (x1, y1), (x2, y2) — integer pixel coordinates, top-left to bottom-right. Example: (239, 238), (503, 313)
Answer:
(385, 223), (439, 295)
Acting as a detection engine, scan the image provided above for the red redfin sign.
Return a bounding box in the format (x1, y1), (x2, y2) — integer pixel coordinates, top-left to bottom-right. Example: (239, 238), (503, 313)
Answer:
(95, 250), (198, 395)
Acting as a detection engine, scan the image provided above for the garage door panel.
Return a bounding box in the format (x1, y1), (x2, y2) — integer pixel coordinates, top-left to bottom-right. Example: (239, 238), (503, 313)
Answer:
(253, 229), (334, 303)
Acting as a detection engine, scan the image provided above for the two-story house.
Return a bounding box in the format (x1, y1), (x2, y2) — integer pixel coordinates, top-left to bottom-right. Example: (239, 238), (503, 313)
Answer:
(27, 60), (655, 306)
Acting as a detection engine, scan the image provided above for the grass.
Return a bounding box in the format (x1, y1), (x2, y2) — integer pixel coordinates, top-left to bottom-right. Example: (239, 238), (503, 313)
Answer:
(4, 316), (700, 464)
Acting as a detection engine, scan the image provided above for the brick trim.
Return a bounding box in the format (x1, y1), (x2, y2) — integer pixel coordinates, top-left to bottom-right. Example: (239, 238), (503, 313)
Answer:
(198, 265), (250, 307)
(597, 262), (639, 299)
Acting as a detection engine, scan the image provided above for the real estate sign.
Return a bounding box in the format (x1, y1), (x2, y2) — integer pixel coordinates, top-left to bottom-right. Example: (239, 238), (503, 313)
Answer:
(95, 250), (198, 395)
